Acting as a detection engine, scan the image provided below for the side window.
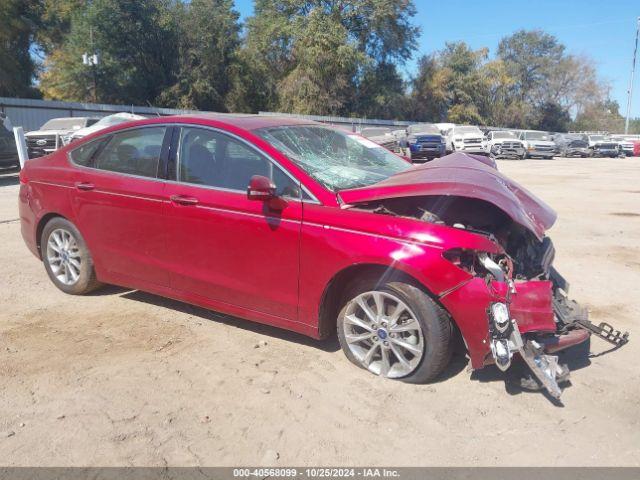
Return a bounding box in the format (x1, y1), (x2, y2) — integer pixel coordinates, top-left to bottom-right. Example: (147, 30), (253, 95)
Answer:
(70, 137), (109, 166)
(94, 127), (166, 178)
(178, 127), (302, 198)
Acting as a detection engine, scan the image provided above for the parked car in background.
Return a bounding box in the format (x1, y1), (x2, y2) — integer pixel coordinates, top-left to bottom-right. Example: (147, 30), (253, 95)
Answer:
(19, 113), (626, 399)
(25, 117), (99, 158)
(483, 130), (525, 159)
(610, 136), (635, 157)
(63, 113), (146, 145)
(590, 137), (623, 158)
(0, 113), (19, 169)
(554, 133), (590, 157)
(517, 130), (556, 159)
(399, 123), (446, 162)
(586, 134), (606, 149)
(445, 125), (485, 154)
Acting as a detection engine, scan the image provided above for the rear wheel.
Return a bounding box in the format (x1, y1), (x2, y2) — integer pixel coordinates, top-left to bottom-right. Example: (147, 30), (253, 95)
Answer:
(41, 217), (102, 295)
(337, 275), (452, 383)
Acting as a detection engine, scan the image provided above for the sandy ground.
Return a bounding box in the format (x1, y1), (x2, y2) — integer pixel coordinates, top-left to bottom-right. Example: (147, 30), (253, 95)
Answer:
(0, 158), (639, 467)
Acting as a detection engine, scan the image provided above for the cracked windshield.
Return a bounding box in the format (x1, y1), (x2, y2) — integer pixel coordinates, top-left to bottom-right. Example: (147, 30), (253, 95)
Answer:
(255, 125), (411, 191)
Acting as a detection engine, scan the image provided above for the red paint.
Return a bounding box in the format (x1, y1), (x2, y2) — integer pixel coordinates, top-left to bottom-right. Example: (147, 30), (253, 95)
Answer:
(18, 115), (573, 370)
(338, 152), (557, 241)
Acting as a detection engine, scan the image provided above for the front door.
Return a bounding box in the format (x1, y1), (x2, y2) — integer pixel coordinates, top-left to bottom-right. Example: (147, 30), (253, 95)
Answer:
(163, 126), (303, 321)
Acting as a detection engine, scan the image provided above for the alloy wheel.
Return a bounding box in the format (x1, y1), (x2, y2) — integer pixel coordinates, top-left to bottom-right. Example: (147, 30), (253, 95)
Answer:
(341, 291), (425, 378)
(46, 228), (82, 286)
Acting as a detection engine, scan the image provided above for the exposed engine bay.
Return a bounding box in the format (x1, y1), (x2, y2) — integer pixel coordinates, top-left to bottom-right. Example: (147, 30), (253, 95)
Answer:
(361, 194), (630, 400)
(370, 195), (555, 280)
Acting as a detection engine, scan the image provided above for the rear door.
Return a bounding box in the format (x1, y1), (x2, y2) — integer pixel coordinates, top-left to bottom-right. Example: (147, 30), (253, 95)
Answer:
(163, 125), (304, 321)
(70, 126), (172, 287)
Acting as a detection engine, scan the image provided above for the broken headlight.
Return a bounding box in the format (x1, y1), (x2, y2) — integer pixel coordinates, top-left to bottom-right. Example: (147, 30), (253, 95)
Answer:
(490, 302), (510, 333)
(442, 248), (507, 282)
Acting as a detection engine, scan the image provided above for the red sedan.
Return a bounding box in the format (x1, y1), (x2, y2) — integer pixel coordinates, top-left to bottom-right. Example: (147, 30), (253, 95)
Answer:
(18, 114), (620, 398)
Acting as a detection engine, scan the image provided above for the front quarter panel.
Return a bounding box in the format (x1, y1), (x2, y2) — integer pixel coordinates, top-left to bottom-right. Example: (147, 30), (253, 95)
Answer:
(298, 203), (502, 332)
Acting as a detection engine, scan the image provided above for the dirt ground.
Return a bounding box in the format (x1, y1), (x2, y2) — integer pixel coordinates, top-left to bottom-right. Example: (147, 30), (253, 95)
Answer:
(0, 157), (639, 467)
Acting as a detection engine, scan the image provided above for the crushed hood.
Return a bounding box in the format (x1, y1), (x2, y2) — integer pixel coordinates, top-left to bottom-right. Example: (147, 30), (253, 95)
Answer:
(338, 152), (557, 240)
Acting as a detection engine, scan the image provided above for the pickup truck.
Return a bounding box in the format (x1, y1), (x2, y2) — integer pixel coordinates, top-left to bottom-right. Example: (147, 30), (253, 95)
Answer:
(399, 124), (446, 162)
(484, 130), (525, 159)
(517, 130), (556, 159)
(25, 117), (99, 158)
(445, 125), (485, 154)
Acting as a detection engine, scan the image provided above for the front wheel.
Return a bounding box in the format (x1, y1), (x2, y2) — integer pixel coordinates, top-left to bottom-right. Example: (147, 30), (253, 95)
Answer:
(41, 217), (102, 295)
(337, 276), (452, 383)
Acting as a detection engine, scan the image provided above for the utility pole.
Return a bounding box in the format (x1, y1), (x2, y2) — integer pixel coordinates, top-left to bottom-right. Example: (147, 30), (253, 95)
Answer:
(82, 27), (99, 103)
(624, 17), (640, 134)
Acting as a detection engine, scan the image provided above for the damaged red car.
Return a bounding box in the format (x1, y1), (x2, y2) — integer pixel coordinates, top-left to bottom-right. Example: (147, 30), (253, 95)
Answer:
(18, 115), (628, 398)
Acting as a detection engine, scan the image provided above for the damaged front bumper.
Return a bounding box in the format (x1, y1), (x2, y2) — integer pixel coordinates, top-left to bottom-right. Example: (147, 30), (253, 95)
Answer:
(439, 266), (629, 399)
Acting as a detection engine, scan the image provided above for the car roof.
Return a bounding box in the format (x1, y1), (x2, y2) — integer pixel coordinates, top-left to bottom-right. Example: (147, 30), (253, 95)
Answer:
(151, 113), (321, 131)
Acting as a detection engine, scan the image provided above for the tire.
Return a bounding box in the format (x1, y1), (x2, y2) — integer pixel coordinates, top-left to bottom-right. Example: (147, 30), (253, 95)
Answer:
(521, 151), (528, 160)
(41, 217), (102, 295)
(337, 274), (452, 383)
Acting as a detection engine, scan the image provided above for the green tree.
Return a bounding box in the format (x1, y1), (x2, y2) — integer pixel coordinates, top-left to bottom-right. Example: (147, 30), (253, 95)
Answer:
(535, 101), (571, 132)
(572, 99), (625, 133)
(497, 29), (564, 104)
(242, 0), (419, 115)
(352, 62), (408, 120)
(479, 59), (526, 128)
(0, 0), (40, 97)
(411, 42), (488, 124)
(278, 10), (366, 115)
(35, 0), (87, 54)
(158, 0), (241, 111)
(40, 0), (180, 105)
(409, 54), (448, 122)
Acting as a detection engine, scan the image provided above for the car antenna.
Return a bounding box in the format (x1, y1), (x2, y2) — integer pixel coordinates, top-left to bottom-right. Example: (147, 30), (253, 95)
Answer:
(146, 101), (161, 118)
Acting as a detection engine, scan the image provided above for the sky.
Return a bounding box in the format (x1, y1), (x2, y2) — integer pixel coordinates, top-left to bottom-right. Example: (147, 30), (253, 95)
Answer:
(232, 0), (640, 119)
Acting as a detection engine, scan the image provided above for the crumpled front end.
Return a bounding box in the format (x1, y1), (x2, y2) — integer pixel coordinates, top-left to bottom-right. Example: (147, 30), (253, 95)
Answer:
(438, 249), (627, 399)
(340, 153), (630, 398)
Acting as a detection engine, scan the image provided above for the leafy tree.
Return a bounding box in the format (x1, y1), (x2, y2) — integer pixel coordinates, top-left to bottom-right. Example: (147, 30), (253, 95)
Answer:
(40, 0), (180, 105)
(497, 30), (564, 104)
(411, 42), (488, 124)
(36, 0), (87, 54)
(409, 54), (448, 122)
(572, 99), (625, 133)
(0, 0), (40, 97)
(243, 0), (419, 115)
(628, 118), (640, 135)
(535, 101), (571, 132)
(278, 10), (366, 115)
(352, 62), (408, 120)
(158, 0), (241, 111)
(479, 59), (526, 128)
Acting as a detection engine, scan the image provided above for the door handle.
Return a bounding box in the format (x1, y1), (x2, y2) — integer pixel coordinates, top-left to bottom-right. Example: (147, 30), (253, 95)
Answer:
(170, 194), (199, 206)
(75, 181), (95, 191)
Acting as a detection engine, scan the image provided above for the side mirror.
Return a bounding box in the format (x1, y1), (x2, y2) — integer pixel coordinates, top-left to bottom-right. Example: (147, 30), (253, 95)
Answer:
(247, 175), (276, 201)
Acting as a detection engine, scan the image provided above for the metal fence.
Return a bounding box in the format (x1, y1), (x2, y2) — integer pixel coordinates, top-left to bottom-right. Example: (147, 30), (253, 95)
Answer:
(0, 97), (201, 132)
(0, 97), (413, 133)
